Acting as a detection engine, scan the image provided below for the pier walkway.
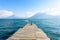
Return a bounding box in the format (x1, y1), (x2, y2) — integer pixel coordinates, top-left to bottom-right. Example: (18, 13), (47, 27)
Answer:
(7, 24), (50, 40)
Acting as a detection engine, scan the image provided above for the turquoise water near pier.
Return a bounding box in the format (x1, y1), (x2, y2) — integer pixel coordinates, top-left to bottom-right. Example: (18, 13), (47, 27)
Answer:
(0, 19), (60, 40)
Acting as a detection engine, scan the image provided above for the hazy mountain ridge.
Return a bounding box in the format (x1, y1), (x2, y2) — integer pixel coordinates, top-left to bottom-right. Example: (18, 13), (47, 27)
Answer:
(29, 13), (60, 19)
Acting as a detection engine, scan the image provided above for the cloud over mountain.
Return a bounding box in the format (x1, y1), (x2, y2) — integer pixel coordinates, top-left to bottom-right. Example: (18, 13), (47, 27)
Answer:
(27, 8), (60, 19)
(0, 8), (60, 19)
(28, 8), (60, 19)
(32, 8), (60, 16)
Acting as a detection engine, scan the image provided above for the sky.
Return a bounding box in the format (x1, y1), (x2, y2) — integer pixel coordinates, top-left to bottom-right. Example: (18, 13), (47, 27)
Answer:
(0, 0), (60, 19)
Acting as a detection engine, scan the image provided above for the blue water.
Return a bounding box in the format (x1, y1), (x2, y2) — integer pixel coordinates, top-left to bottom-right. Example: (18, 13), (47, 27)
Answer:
(0, 19), (60, 40)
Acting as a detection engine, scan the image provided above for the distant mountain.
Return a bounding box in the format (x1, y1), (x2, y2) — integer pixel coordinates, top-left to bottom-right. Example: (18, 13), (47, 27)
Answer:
(29, 13), (60, 19)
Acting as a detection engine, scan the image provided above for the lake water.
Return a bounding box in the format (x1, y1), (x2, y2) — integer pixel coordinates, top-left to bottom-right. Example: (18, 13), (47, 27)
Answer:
(0, 19), (60, 40)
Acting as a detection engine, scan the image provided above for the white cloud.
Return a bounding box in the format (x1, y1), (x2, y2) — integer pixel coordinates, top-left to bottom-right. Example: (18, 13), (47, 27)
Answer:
(1, 8), (60, 19)
(27, 8), (60, 18)
(25, 8), (60, 18)
(15, 12), (35, 18)
(15, 13), (27, 18)
(14, 8), (60, 19)
(15, 11), (41, 18)
(45, 8), (60, 16)
(0, 10), (14, 18)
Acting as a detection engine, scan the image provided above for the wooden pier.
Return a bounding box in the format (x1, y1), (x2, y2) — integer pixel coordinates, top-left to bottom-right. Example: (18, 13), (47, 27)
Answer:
(7, 24), (50, 40)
